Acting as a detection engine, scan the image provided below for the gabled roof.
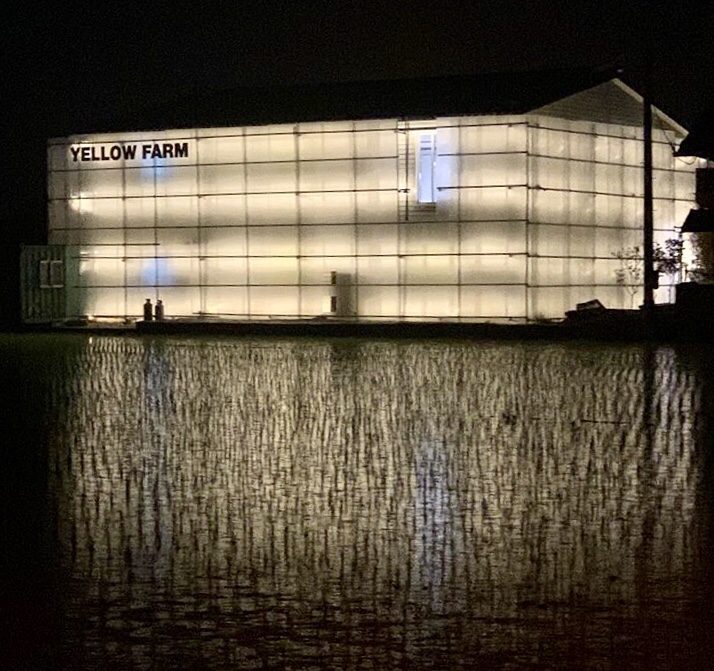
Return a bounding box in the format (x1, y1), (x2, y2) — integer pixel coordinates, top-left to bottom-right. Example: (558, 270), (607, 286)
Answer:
(94, 67), (627, 134)
(533, 79), (686, 134)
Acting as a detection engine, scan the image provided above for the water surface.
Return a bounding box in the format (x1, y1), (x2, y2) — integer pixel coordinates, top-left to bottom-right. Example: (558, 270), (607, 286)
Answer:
(2, 334), (713, 669)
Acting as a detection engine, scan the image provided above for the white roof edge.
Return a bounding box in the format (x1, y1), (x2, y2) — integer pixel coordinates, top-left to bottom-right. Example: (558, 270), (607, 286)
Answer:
(612, 78), (688, 135)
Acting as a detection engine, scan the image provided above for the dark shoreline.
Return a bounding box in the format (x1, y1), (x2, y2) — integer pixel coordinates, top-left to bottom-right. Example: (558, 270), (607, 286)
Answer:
(3, 311), (711, 343)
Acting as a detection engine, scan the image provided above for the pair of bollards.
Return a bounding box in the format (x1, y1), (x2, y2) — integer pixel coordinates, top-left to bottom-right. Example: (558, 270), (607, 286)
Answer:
(143, 298), (165, 321)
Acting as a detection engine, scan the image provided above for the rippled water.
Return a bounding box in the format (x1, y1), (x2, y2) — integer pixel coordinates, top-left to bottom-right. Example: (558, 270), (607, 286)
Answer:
(2, 334), (714, 670)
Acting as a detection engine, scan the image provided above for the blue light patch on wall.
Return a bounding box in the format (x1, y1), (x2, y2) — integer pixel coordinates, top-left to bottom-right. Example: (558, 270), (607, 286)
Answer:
(141, 257), (174, 285)
(141, 158), (168, 182)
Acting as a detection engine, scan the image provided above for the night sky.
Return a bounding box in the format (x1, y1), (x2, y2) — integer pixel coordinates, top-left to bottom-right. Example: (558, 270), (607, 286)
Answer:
(2, 0), (713, 311)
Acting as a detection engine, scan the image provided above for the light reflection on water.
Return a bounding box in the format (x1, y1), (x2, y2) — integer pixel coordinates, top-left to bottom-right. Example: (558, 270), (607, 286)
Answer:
(25, 337), (714, 668)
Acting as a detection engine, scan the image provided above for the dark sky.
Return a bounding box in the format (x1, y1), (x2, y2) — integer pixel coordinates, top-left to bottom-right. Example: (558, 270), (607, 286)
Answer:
(3, 0), (714, 241)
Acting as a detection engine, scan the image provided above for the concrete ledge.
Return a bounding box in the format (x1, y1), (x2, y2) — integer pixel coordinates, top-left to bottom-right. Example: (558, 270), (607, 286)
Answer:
(133, 313), (709, 342)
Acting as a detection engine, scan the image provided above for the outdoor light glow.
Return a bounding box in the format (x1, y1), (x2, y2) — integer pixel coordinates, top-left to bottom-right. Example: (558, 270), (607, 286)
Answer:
(46, 81), (695, 322)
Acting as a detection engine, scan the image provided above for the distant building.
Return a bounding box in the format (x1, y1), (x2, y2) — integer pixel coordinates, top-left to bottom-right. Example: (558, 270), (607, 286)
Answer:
(21, 69), (700, 323)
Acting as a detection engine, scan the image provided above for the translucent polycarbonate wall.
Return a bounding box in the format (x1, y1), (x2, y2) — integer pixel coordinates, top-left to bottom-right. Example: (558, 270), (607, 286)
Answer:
(47, 110), (696, 322)
(527, 117), (696, 315)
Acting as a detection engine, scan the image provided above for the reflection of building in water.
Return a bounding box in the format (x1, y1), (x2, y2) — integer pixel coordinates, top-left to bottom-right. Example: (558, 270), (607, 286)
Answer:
(413, 438), (455, 611)
(23, 71), (700, 324)
(48, 338), (708, 667)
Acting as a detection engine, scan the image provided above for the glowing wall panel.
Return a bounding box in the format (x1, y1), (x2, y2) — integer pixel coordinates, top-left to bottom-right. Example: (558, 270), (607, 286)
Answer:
(460, 285), (526, 320)
(201, 227), (248, 256)
(299, 192), (356, 224)
(404, 286), (458, 318)
(460, 221), (527, 255)
(524, 118), (693, 316)
(204, 286), (248, 316)
(356, 257), (399, 285)
(300, 256), (355, 284)
(402, 222), (459, 255)
(460, 255), (526, 285)
(357, 286), (399, 319)
(47, 106), (695, 322)
(300, 225), (355, 256)
(250, 287), (299, 317)
(246, 194), (297, 225)
(249, 258), (299, 286)
(403, 256), (458, 285)
(458, 186), (527, 222)
(300, 160), (354, 191)
(202, 257), (248, 285)
(356, 224), (398, 255)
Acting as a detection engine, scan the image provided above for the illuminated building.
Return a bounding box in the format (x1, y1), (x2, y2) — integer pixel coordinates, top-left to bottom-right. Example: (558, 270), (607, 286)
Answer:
(22, 70), (699, 323)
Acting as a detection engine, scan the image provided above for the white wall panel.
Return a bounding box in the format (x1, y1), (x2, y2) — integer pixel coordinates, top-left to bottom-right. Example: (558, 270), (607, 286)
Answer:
(47, 104), (696, 322)
(125, 230), (156, 245)
(47, 201), (68, 232)
(198, 135), (244, 163)
(48, 172), (68, 200)
(460, 255), (525, 285)
(529, 189), (595, 226)
(250, 287), (299, 316)
(198, 164), (245, 195)
(459, 186), (527, 221)
(154, 286), (201, 316)
(204, 286), (248, 315)
(354, 130), (397, 158)
(458, 123), (526, 154)
(356, 158), (397, 190)
(355, 191), (398, 223)
(459, 285), (525, 319)
(123, 168), (157, 198)
(201, 227), (248, 256)
(155, 167), (198, 196)
(460, 221), (526, 255)
(66, 198), (123, 229)
(83, 288), (125, 318)
(459, 154), (526, 187)
(245, 132), (295, 162)
(404, 286), (457, 317)
(356, 256), (399, 285)
(529, 224), (596, 258)
(299, 257), (356, 285)
(246, 162), (296, 193)
(246, 193), (297, 225)
(124, 198), (156, 228)
(156, 197), (199, 228)
(300, 132), (353, 160)
(299, 192), (356, 224)
(155, 226), (197, 248)
(357, 286), (399, 318)
(203, 257), (247, 285)
(78, 169), (125, 199)
(299, 160), (354, 191)
(200, 195), (246, 226)
(402, 222), (458, 255)
(300, 286), (346, 316)
(403, 256), (458, 285)
(249, 258), (299, 285)
(300, 225), (355, 256)
(356, 224), (398, 255)
(248, 226), (298, 256)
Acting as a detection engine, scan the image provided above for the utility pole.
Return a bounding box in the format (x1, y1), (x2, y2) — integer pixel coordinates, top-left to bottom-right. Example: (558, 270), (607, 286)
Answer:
(643, 86), (655, 311)
(642, 1), (656, 312)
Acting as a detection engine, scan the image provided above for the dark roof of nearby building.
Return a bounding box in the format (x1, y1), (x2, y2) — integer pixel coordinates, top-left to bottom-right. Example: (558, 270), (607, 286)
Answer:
(676, 102), (714, 161)
(681, 209), (714, 233)
(93, 67), (624, 134)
